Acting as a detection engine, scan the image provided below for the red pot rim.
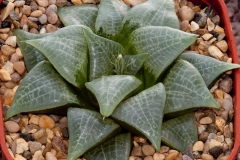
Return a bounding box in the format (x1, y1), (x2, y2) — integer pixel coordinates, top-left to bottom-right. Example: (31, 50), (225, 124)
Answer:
(1, 0), (240, 159)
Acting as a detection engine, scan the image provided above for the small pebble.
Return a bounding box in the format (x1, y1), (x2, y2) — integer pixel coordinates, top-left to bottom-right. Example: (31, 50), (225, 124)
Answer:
(131, 146), (142, 156)
(56, 0), (68, 7)
(192, 141), (204, 151)
(29, 141), (42, 154)
(142, 145), (155, 156)
(4, 121), (20, 133)
(209, 146), (223, 158)
(5, 36), (16, 47)
(190, 21), (199, 31)
(47, 11), (58, 24)
(1, 2), (15, 21)
(22, 150), (32, 159)
(13, 61), (26, 75)
(15, 138), (29, 154)
(199, 117), (213, 124)
(202, 153), (214, 160)
(30, 10), (43, 17)
(39, 115), (55, 129)
(52, 136), (66, 152)
(9, 11), (19, 21)
(46, 152), (57, 160)
(0, 69), (11, 81)
(153, 153), (165, 160)
(46, 24), (57, 32)
(208, 45), (224, 59)
(39, 14), (48, 24)
(14, 1), (25, 7)
(36, 0), (49, 7)
(1, 45), (16, 56)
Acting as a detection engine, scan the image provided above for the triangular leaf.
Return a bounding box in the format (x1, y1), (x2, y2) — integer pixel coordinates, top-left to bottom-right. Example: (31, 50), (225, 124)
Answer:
(127, 26), (197, 87)
(5, 61), (81, 120)
(85, 75), (141, 117)
(83, 28), (126, 81)
(161, 113), (198, 152)
(84, 133), (132, 160)
(95, 0), (130, 40)
(25, 25), (88, 89)
(57, 4), (98, 31)
(67, 108), (122, 160)
(179, 52), (240, 87)
(123, 54), (149, 75)
(163, 60), (220, 117)
(111, 83), (166, 151)
(117, 0), (180, 45)
(13, 29), (49, 71)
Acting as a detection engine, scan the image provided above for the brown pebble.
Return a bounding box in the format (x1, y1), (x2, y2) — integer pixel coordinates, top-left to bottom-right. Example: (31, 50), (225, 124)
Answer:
(144, 156), (154, 160)
(142, 145), (155, 156)
(30, 10), (43, 17)
(4, 121), (20, 132)
(13, 61), (26, 75)
(178, 6), (195, 21)
(46, 24), (57, 33)
(0, 69), (11, 81)
(47, 11), (58, 24)
(153, 153), (165, 160)
(199, 117), (213, 124)
(56, 0), (68, 7)
(160, 146), (169, 153)
(27, 19), (39, 29)
(131, 146), (142, 157)
(202, 153), (214, 160)
(52, 136), (66, 152)
(39, 115), (55, 129)
(1, 45), (16, 56)
(165, 151), (179, 160)
(33, 128), (46, 140)
(22, 5), (32, 16)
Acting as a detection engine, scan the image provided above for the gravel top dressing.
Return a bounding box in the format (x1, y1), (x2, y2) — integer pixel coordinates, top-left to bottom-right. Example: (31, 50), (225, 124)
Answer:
(0, 0), (240, 160)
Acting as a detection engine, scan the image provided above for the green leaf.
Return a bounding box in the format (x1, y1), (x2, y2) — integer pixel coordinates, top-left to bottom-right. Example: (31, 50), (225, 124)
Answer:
(67, 108), (122, 160)
(111, 83), (166, 151)
(5, 61), (81, 120)
(117, 0), (180, 45)
(25, 25), (88, 89)
(123, 54), (149, 75)
(179, 52), (240, 87)
(161, 113), (198, 152)
(57, 4), (98, 31)
(13, 29), (49, 71)
(84, 133), (132, 160)
(85, 75), (141, 117)
(163, 60), (220, 118)
(82, 28), (126, 81)
(127, 26), (197, 87)
(95, 0), (130, 40)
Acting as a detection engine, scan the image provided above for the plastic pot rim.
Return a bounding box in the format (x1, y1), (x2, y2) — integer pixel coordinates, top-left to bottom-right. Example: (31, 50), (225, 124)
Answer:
(1, 0), (240, 159)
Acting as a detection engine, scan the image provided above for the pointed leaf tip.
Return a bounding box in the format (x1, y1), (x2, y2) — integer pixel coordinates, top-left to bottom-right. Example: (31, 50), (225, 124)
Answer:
(25, 25), (88, 89)
(5, 61), (81, 120)
(85, 75), (141, 117)
(127, 26), (197, 87)
(111, 83), (166, 151)
(95, 0), (130, 40)
(179, 52), (240, 87)
(57, 4), (98, 31)
(13, 29), (49, 71)
(163, 59), (220, 118)
(161, 113), (198, 152)
(84, 133), (132, 160)
(67, 108), (121, 160)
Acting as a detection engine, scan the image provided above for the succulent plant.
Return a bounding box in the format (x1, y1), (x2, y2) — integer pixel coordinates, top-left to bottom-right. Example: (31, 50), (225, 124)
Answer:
(5, 0), (240, 159)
